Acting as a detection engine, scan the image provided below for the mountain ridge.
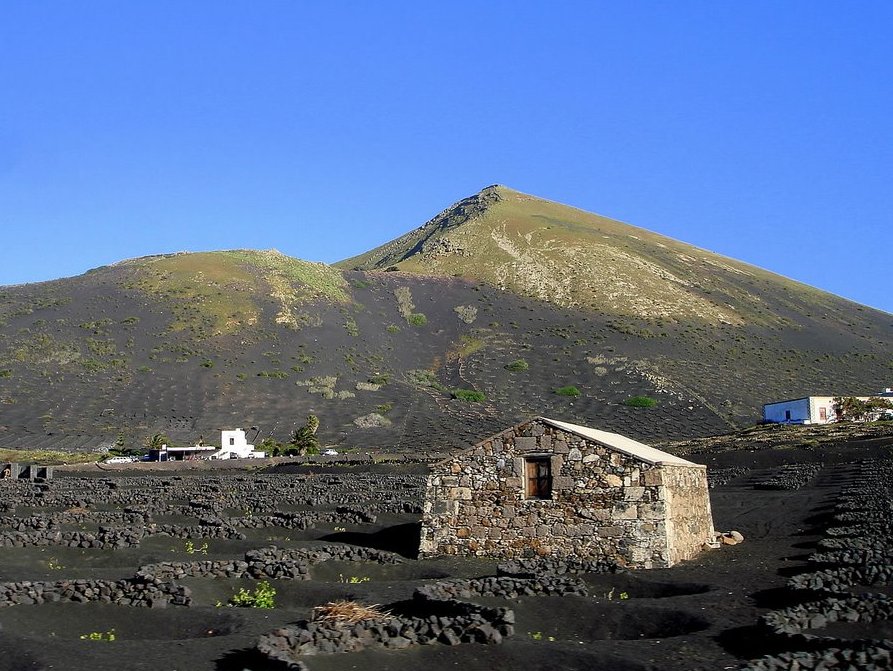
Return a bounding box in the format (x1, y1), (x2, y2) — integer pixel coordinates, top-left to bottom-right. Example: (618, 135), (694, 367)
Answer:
(337, 185), (883, 326)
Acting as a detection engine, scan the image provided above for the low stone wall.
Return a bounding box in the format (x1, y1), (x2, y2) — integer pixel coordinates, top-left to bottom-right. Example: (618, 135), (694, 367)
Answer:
(751, 462), (824, 490)
(228, 508), (376, 530)
(745, 644), (892, 671)
(0, 577), (191, 608)
(257, 594), (514, 668)
(0, 526), (144, 549)
(496, 556), (622, 577)
(137, 544), (403, 581)
(146, 522), (246, 540)
(789, 565), (893, 594)
(761, 594), (893, 646)
(415, 575), (587, 600)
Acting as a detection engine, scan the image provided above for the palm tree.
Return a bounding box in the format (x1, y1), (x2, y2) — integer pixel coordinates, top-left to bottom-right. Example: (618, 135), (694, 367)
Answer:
(143, 433), (169, 451)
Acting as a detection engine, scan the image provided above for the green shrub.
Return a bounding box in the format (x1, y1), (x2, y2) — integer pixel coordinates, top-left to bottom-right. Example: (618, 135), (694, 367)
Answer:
(624, 396), (658, 408)
(376, 402), (393, 414)
(257, 370), (288, 379)
(505, 359), (529, 372)
(368, 374), (390, 385)
(554, 386), (581, 397)
(227, 580), (276, 609)
(0, 369), (11, 378)
(386, 324), (400, 334)
(407, 313), (427, 327)
(451, 389), (486, 402)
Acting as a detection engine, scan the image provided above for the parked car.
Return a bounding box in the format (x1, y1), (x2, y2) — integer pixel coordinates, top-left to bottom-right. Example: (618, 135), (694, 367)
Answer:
(105, 456), (133, 464)
(322, 449), (339, 456)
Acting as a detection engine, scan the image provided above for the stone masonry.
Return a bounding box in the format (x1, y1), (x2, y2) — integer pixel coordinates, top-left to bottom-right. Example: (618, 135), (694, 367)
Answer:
(419, 417), (714, 569)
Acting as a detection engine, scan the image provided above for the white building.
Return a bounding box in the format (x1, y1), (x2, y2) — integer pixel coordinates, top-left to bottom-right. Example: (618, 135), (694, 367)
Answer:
(763, 397), (837, 424)
(148, 429), (265, 461)
(763, 389), (893, 425)
(209, 428), (265, 459)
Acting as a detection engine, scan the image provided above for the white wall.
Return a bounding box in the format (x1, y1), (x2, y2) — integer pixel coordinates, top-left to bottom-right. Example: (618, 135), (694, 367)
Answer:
(763, 398), (812, 423)
(763, 397), (836, 424)
(218, 429), (254, 457)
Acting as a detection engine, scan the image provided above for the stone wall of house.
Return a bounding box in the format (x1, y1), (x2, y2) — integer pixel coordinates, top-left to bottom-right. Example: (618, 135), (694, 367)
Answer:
(661, 463), (714, 565)
(419, 419), (712, 569)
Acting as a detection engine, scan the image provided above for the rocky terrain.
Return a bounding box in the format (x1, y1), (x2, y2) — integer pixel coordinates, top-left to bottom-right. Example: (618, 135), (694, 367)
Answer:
(1, 427), (893, 670)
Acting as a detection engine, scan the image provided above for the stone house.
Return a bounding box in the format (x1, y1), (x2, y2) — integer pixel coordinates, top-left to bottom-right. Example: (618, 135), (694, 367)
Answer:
(419, 417), (715, 569)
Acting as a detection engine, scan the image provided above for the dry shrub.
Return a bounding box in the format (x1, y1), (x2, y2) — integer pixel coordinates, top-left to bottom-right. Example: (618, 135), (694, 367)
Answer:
(312, 600), (391, 624)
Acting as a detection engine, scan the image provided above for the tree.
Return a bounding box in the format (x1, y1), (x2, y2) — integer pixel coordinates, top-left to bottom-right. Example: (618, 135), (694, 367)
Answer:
(289, 415), (320, 456)
(833, 396), (893, 422)
(143, 433), (169, 450)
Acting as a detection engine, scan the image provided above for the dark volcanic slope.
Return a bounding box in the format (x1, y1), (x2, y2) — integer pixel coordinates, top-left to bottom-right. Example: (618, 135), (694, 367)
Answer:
(1, 187), (891, 454)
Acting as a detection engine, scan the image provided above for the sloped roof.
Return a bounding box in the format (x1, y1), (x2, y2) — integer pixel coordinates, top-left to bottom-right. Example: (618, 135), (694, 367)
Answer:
(434, 417), (702, 468)
(539, 417), (700, 467)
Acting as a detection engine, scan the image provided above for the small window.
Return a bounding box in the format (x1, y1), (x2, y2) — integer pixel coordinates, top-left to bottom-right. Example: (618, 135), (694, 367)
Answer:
(229, 437), (235, 446)
(784, 410), (792, 421)
(819, 407), (827, 421)
(525, 457), (552, 499)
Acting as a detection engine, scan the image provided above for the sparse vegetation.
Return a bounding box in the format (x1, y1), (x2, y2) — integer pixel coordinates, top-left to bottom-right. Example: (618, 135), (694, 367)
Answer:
(505, 359), (529, 372)
(453, 305), (478, 324)
(353, 412), (392, 428)
(405, 369), (445, 391)
(393, 286), (427, 326)
(624, 395), (658, 408)
(456, 335), (484, 357)
(451, 388), (486, 402)
(0, 448), (97, 466)
(258, 370), (288, 379)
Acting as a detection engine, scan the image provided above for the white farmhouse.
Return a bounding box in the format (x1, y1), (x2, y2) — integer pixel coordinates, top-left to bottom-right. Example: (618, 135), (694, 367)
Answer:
(209, 428), (265, 459)
(763, 389), (893, 425)
(763, 397), (837, 424)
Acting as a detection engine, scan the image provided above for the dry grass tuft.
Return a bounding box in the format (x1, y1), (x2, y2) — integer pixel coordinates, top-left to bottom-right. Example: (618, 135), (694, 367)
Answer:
(312, 600), (391, 624)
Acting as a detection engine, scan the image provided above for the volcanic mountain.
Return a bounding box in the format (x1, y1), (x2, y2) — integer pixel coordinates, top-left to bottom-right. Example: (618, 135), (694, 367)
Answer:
(0, 187), (889, 455)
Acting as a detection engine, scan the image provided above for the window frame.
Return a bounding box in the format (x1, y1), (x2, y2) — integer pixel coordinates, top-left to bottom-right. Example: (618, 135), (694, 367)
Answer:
(524, 456), (553, 500)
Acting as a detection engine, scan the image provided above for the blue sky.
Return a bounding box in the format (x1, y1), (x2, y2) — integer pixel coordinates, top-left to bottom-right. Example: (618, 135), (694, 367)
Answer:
(2, 2), (891, 313)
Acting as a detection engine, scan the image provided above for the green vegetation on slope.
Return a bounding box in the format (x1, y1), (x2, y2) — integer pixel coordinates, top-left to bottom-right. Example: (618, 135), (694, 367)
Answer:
(125, 250), (349, 335)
